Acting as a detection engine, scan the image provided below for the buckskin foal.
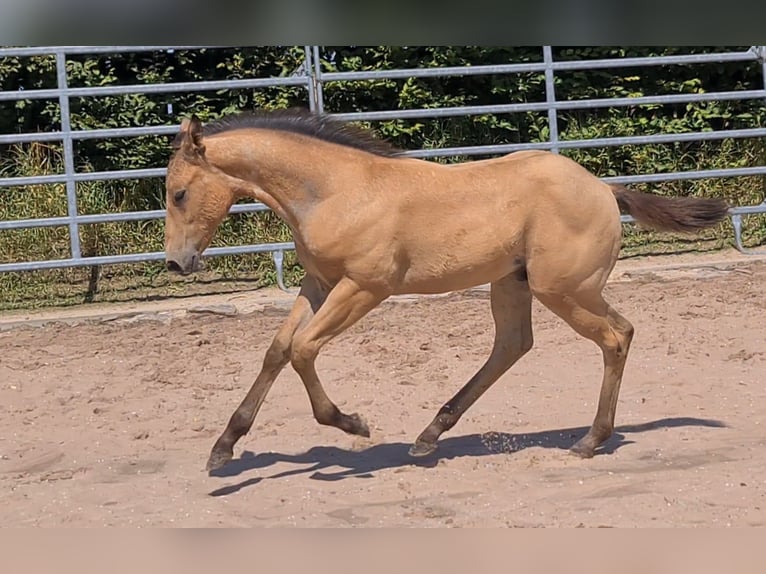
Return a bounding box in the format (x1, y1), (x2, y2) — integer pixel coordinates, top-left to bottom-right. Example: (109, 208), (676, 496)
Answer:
(163, 109), (728, 472)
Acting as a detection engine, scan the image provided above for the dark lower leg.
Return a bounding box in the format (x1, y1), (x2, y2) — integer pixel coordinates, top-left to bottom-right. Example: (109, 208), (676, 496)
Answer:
(207, 277), (324, 471)
(570, 308), (634, 458)
(568, 361), (625, 458)
(410, 274), (533, 456)
(410, 353), (518, 456)
(207, 354), (286, 471)
(300, 361), (370, 437)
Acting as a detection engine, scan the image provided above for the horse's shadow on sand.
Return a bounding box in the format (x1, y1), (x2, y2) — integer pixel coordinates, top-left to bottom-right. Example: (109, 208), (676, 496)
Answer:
(208, 416), (725, 497)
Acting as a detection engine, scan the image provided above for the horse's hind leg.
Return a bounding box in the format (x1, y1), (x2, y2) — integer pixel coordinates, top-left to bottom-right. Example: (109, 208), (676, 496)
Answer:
(207, 275), (327, 472)
(534, 289), (634, 458)
(410, 270), (533, 456)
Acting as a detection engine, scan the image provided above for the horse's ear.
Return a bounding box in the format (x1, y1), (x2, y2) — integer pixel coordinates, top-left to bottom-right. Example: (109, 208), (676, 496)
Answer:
(172, 115), (206, 157)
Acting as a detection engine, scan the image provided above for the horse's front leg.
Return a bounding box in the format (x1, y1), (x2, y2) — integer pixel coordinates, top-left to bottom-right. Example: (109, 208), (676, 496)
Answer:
(289, 277), (385, 436)
(207, 275), (327, 472)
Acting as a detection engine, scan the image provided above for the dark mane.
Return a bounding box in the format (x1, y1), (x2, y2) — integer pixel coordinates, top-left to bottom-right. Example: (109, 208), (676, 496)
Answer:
(201, 108), (403, 158)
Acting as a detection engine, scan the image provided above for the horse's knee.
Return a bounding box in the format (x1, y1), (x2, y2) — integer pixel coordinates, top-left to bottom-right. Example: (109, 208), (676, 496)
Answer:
(290, 334), (317, 372)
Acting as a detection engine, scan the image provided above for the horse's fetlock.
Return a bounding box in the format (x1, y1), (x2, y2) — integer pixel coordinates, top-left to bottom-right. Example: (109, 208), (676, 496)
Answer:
(520, 332), (534, 355)
(314, 404), (342, 426)
(591, 421), (614, 441)
(435, 409), (459, 431)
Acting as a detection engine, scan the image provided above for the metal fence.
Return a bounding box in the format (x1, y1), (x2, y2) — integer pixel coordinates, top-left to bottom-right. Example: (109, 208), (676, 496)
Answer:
(1, 45), (765, 288)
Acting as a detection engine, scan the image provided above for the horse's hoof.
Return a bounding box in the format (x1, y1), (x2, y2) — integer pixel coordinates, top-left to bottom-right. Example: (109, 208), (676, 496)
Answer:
(409, 441), (437, 457)
(206, 447), (233, 473)
(346, 413), (370, 438)
(569, 443), (595, 459)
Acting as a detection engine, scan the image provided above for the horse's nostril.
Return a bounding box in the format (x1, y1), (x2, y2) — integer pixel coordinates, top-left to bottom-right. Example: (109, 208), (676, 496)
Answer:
(166, 260), (183, 273)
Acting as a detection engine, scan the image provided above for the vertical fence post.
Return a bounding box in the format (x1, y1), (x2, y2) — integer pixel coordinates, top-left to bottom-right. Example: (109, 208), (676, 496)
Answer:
(731, 46), (766, 255)
(55, 49), (82, 261)
(761, 46), (766, 214)
(303, 45), (319, 113)
(311, 45), (325, 114)
(542, 46), (560, 154)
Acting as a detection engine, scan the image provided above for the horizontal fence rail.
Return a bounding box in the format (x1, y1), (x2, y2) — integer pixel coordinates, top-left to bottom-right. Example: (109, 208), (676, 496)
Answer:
(1, 45), (765, 282)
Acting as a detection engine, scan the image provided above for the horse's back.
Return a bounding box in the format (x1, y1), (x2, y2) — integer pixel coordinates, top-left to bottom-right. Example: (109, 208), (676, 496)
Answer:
(379, 151), (622, 294)
(448, 150), (620, 238)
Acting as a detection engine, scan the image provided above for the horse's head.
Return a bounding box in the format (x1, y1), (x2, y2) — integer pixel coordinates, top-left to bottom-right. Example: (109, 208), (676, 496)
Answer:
(164, 116), (236, 275)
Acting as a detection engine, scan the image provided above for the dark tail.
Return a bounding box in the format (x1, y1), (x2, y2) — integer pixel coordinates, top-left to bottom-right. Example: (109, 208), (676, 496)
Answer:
(611, 185), (729, 233)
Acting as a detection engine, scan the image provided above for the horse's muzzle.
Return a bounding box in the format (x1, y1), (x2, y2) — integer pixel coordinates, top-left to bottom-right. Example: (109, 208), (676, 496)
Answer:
(166, 259), (185, 274)
(165, 252), (202, 275)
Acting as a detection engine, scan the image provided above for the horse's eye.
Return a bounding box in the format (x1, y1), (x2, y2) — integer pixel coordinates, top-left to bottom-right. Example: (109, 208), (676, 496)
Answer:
(173, 189), (187, 204)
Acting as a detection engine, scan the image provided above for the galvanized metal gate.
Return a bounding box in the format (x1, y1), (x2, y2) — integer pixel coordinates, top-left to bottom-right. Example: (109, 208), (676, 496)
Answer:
(1, 45), (765, 288)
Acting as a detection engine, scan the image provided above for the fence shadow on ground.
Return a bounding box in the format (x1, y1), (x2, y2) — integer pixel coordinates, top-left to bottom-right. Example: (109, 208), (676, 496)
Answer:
(207, 416), (726, 497)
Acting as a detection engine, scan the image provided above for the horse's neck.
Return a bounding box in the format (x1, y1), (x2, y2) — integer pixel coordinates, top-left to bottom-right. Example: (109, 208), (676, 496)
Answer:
(205, 132), (333, 232)
(206, 132), (336, 205)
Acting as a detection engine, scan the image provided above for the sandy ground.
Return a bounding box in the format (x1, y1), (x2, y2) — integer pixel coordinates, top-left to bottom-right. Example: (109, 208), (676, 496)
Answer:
(1, 252), (765, 527)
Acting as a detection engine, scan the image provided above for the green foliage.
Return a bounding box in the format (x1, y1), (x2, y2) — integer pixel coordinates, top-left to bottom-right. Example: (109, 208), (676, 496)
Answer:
(0, 46), (764, 310)
(319, 46), (549, 155)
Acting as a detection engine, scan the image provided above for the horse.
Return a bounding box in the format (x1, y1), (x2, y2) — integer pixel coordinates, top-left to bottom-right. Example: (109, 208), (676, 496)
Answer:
(163, 108), (728, 472)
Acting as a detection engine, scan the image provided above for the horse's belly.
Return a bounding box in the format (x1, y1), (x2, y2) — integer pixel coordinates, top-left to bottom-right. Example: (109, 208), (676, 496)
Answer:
(397, 254), (524, 295)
